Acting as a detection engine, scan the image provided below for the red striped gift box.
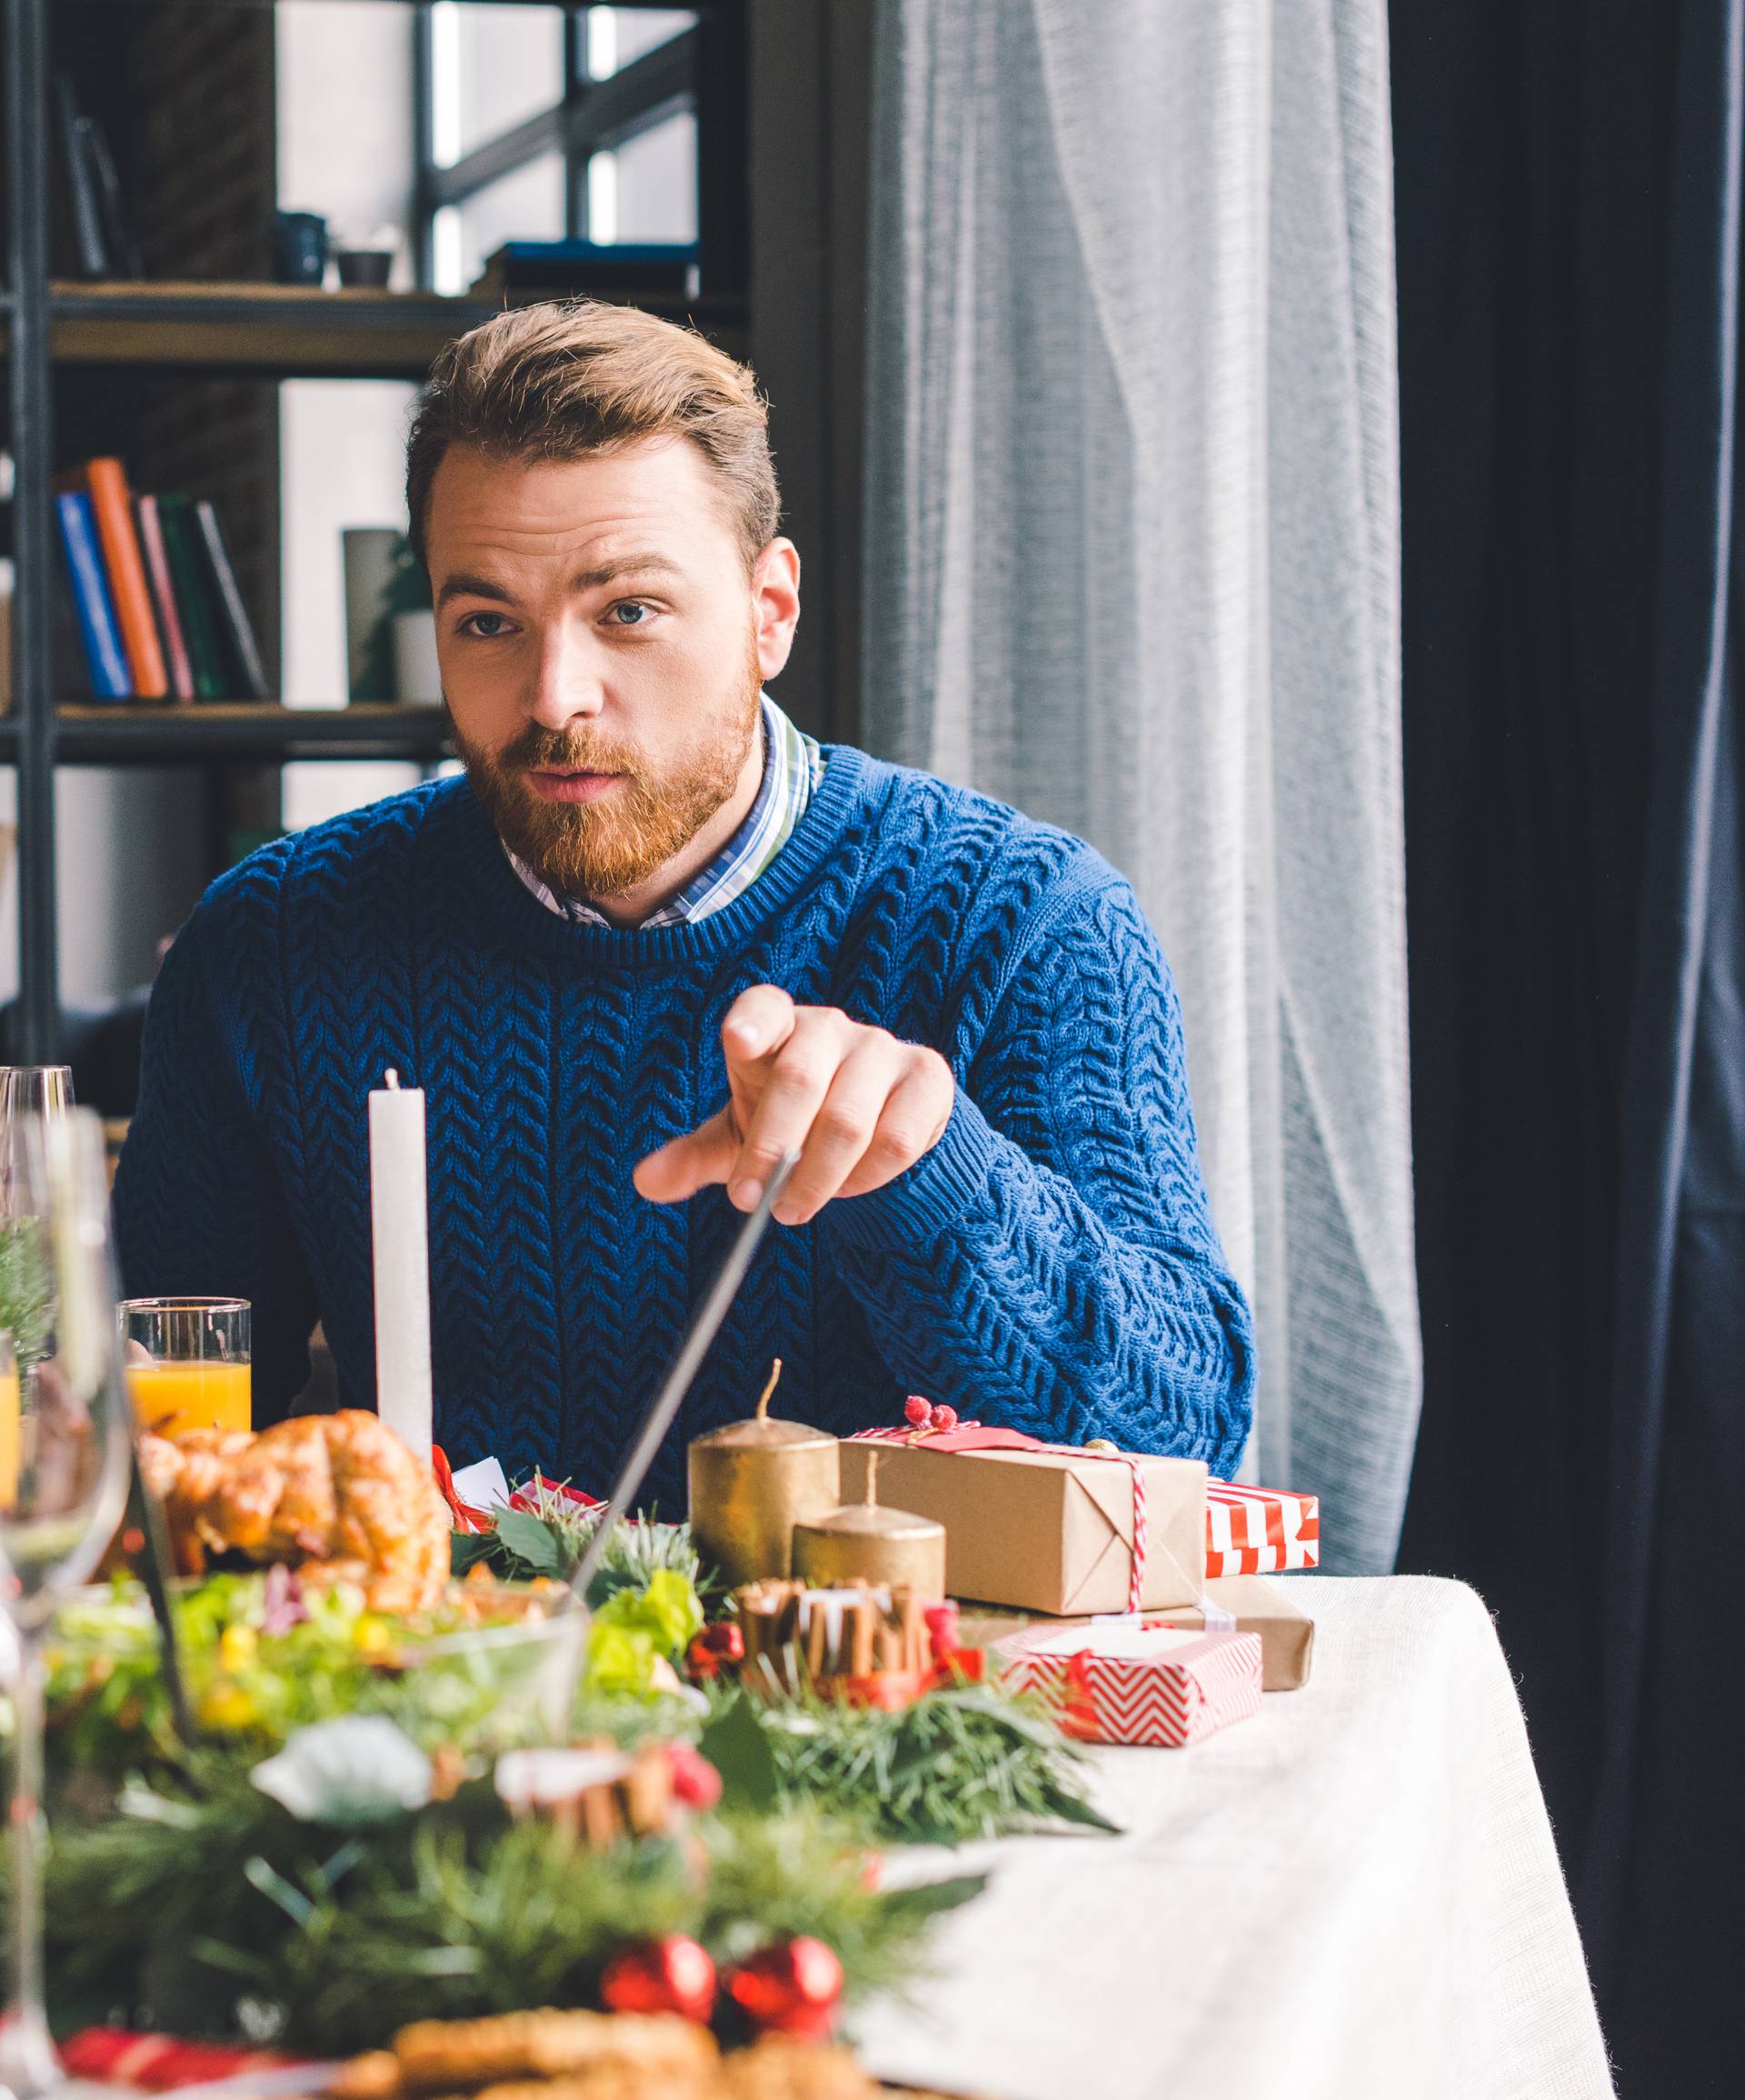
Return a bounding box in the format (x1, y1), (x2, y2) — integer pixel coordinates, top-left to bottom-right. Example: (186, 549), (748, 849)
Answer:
(1205, 1482), (1320, 1576)
(60, 2028), (308, 2090)
(996, 1623), (1263, 1747)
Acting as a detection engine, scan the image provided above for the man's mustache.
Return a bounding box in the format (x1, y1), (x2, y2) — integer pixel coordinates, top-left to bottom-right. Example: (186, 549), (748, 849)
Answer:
(494, 725), (648, 777)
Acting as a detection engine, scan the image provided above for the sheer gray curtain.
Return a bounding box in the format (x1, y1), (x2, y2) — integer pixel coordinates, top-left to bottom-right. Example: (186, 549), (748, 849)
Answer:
(861, 0), (1418, 1572)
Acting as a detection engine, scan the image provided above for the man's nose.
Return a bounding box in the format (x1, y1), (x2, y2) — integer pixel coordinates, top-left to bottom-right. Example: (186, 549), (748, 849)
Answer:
(526, 624), (606, 731)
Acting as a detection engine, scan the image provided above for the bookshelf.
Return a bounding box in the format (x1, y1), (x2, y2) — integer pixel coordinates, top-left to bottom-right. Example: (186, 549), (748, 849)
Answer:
(1, 0), (752, 1060)
(45, 281), (748, 376)
(0, 705), (456, 768)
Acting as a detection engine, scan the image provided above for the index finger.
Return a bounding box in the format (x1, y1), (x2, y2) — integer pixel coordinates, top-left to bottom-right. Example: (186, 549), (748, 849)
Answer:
(723, 985), (797, 1065)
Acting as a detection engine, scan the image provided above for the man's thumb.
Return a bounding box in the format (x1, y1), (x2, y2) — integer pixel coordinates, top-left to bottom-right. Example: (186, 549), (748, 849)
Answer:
(633, 1110), (740, 1204)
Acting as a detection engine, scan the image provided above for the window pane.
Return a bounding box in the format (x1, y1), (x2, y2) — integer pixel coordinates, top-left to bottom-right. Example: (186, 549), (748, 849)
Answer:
(585, 7), (696, 81)
(434, 2), (566, 167)
(442, 151), (567, 295)
(589, 110), (696, 245)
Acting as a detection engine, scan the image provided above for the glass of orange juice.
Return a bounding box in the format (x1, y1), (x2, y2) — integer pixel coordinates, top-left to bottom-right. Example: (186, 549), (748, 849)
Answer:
(121, 1297), (251, 1437)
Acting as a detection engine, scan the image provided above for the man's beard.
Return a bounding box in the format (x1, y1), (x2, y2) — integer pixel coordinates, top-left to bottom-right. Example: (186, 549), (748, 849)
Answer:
(454, 640), (763, 903)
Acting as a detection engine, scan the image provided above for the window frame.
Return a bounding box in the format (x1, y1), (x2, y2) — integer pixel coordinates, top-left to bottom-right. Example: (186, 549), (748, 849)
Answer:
(410, 2), (719, 292)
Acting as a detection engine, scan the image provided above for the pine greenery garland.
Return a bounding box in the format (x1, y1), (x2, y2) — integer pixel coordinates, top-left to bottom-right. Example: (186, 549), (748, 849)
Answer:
(728, 1675), (1118, 1846)
(40, 1755), (980, 2055)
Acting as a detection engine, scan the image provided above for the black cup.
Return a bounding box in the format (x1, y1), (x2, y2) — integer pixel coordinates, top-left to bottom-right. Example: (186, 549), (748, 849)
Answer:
(335, 248), (394, 289)
(272, 209), (328, 286)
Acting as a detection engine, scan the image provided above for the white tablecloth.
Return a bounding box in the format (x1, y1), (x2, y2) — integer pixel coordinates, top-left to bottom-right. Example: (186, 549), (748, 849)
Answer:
(856, 1576), (1613, 2100)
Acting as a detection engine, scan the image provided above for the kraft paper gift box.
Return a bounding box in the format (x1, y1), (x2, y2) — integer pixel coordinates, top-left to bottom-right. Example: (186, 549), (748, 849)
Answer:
(1151, 1573), (1316, 1691)
(995, 1621), (1264, 1747)
(840, 1429), (1207, 1615)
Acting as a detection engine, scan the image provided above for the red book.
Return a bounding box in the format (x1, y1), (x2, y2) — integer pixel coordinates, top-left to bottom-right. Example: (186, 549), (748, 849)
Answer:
(135, 495), (194, 702)
(84, 456), (168, 698)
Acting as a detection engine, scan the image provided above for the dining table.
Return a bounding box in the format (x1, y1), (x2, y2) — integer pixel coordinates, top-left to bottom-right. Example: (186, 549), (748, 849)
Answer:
(856, 1575), (1615, 2100)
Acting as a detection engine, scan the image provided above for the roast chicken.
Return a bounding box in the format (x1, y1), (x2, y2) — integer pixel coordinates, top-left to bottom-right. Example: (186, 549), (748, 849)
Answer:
(139, 1409), (452, 1614)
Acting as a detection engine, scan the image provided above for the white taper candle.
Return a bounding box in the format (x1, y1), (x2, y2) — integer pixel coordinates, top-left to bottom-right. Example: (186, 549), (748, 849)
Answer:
(368, 1067), (433, 1462)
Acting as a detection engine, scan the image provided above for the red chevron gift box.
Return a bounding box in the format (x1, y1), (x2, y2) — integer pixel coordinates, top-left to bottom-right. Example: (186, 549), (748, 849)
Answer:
(995, 1620), (1263, 1747)
(1204, 1481), (1320, 1576)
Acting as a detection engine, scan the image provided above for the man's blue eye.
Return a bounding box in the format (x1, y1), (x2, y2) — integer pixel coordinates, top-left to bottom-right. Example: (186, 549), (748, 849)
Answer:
(613, 602), (650, 625)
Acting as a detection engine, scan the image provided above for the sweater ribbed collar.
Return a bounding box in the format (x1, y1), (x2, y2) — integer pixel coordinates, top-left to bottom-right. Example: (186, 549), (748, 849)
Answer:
(444, 742), (875, 967)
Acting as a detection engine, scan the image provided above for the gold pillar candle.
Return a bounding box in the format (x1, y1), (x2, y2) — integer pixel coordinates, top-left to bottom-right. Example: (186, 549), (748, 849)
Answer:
(687, 1362), (841, 1587)
(791, 1452), (948, 1599)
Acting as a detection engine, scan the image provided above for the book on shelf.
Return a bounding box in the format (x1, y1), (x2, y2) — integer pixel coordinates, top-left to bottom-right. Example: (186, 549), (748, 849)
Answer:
(52, 73), (140, 281)
(155, 492), (228, 702)
(471, 240), (703, 304)
(79, 458), (168, 699)
(54, 491), (131, 701)
(135, 495), (194, 703)
(53, 74), (109, 280)
(194, 500), (269, 702)
(81, 107), (143, 280)
(51, 460), (269, 705)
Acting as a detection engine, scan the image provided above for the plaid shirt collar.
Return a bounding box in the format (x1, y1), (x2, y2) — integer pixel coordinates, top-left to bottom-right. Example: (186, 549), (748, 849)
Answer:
(504, 695), (824, 929)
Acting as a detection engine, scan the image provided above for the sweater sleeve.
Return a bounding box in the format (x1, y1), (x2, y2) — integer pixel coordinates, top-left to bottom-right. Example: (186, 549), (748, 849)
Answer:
(112, 902), (319, 1421)
(818, 869), (1255, 1473)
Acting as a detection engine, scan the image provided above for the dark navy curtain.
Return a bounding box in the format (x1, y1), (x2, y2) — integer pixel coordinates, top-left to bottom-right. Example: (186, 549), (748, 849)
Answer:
(1391, 5), (1743, 2095)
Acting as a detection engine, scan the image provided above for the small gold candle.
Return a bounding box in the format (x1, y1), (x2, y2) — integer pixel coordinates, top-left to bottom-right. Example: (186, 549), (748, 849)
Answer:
(792, 1452), (947, 1599)
(687, 1362), (841, 1587)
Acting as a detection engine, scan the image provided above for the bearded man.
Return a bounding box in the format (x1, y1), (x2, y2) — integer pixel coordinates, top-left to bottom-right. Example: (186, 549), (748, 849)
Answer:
(114, 303), (1254, 1500)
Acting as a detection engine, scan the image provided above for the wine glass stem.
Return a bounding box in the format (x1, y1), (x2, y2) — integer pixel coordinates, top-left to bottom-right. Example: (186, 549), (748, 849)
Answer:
(3, 1629), (56, 2091)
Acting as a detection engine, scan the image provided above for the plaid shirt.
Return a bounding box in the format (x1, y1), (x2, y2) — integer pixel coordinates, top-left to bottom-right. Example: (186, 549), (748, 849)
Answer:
(504, 695), (824, 928)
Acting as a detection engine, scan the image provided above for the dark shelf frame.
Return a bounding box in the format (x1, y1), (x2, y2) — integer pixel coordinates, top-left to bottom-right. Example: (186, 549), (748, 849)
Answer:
(42, 280), (747, 377)
(0, 705), (456, 767)
(7, 0), (57, 1061)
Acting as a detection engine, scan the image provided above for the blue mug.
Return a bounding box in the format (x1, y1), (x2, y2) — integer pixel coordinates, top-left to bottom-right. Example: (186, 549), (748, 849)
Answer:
(272, 210), (328, 286)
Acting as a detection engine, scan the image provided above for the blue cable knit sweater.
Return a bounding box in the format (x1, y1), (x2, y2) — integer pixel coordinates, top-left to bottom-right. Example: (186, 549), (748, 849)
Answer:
(114, 747), (1254, 1504)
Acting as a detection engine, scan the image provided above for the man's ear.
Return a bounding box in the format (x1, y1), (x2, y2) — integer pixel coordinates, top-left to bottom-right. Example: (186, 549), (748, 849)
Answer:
(752, 538), (802, 680)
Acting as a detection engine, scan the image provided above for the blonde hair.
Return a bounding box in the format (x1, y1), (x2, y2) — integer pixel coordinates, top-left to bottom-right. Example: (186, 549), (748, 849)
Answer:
(405, 301), (779, 569)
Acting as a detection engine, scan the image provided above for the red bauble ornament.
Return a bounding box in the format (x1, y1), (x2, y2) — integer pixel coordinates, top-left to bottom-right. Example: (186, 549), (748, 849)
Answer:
(903, 1395), (932, 1427)
(727, 1936), (844, 2041)
(601, 1935), (717, 2024)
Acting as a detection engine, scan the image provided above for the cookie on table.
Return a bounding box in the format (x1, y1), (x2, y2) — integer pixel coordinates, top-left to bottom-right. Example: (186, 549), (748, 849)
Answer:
(716, 2037), (880, 2099)
(391, 2010), (717, 2092)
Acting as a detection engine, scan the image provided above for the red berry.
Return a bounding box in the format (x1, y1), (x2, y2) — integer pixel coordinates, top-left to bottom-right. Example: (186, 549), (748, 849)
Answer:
(923, 1601), (960, 1654)
(929, 1404), (958, 1433)
(903, 1395), (932, 1427)
(666, 1744), (723, 1810)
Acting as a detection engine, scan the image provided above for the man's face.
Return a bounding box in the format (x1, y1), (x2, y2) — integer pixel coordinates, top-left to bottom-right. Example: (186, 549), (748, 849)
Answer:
(425, 436), (797, 900)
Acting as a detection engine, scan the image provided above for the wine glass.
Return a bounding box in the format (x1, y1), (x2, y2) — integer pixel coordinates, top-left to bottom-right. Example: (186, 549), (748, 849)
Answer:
(0, 1075), (73, 1127)
(0, 1070), (74, 1429)
(0, 1109), (134, 2100)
